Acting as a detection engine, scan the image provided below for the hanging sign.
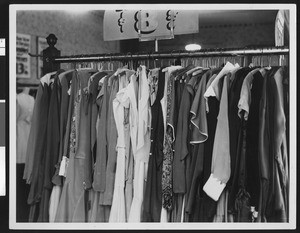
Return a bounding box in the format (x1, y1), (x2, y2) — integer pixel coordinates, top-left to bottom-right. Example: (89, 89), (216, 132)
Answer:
(37, 37), (48, 79)
(16, 33), (31, 79)
(103, 10), (199, 41)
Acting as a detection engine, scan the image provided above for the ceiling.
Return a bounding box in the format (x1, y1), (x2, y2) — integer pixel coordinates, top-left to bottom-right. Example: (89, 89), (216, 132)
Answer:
(196, 10), (278, 26)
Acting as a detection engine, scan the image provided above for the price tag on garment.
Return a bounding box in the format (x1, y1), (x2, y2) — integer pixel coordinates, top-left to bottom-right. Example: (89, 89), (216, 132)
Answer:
(59, 156), (70, 178)
(67, 81), (72, 95)
(203, 173), (226, 201)
(104, 10), (199, 41)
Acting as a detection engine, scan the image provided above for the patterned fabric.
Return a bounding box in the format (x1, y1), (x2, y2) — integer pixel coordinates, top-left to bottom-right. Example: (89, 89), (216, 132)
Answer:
(69, 88), (81, 157)
(162, 73), (175, 211)
(148, 68), (160, 106)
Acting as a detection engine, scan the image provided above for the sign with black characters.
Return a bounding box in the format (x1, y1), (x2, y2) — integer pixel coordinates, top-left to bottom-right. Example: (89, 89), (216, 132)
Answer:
(104, 10), (199, 41)
(16, 33), (31, 78)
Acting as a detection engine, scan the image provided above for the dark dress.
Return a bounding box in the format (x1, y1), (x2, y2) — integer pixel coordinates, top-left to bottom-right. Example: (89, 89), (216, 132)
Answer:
(227, 67), (251, 214)
(27, 82), (51, 222)
(38, 77), (62, 222)
(89, 72), (107, 164)
(185, 70), (209, 220)
(245, 71), (264, 211)
(257, 67), (278, 222)
(264, 68), (278, 222)
(52, 71), (73, 186)
(170, 72), (186, 222)
(93, 75), (110, 193)
(197, 67), (222, 222)
(142, 69), (165, 222)
(172, 71), (195, 222)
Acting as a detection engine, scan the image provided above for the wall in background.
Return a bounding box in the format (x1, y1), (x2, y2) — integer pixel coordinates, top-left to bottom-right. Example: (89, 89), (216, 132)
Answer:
(129, 22), (275, 53)
(16, 10), (120, 83)
(16, 10), (277, 84)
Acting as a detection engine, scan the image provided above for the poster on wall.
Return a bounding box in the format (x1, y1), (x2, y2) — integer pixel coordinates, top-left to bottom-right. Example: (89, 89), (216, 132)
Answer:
(104, 10), (199, 41)
(37, 37), (48, 79)
(0, 39), (5, 99)
(16, 33), (31, 79)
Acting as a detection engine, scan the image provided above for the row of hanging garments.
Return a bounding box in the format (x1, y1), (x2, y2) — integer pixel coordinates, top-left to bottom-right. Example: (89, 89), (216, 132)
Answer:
(22, 58), (289, 223)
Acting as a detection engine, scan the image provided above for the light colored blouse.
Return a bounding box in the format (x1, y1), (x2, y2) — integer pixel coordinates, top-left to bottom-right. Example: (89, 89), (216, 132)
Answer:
(17, 92), (34, 164)
(128, 66), (151, 222)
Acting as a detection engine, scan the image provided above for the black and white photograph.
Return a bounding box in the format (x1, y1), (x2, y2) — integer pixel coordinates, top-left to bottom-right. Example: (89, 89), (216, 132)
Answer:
(2, 2), (298, 232)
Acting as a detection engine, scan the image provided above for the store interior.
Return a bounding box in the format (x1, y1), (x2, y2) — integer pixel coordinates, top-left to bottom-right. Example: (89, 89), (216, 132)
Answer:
(14, 7), (292, 227)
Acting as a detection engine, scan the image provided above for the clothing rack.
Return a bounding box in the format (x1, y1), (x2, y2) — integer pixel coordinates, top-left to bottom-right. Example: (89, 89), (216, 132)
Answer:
(52, 46), (289, 63)
(29, 34), (289, 75)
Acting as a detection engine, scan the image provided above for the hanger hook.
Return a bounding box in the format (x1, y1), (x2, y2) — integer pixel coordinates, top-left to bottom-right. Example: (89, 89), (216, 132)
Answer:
(126, 52), (132, 66)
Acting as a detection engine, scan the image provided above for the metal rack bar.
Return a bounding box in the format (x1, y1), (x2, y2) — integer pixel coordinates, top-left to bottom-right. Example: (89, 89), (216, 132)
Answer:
(53, 46), (289, 63)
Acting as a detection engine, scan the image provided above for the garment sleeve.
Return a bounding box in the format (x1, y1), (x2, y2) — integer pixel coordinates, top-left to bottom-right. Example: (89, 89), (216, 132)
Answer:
(203, 75), (230, 201)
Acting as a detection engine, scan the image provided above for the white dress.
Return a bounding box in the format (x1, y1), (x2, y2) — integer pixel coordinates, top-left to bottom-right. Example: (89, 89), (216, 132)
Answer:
(109, 73), (130, 222)
(128, 66), (151, 222)
(17, 92), (35, 164)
